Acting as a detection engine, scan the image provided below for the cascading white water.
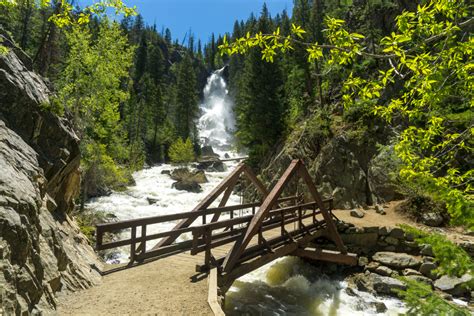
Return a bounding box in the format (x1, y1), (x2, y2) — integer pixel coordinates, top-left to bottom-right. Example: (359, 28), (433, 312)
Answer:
(85, 68), (405, 315)
(198, 66), (235, 154)
(225, 257), (406, 315)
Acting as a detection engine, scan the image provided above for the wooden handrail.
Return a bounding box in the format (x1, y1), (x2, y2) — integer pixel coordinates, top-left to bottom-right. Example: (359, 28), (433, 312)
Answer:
(96, 196), (299, 233)
(95, 195), (304, 252)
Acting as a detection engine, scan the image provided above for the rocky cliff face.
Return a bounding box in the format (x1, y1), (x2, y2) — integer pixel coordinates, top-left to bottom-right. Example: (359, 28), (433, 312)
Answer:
(258, 119), (401, 209)
(0, 34), (101, 314)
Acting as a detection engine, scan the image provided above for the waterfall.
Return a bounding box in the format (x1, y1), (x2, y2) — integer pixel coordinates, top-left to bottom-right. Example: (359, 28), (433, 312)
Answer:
(197, 67), (235, 154)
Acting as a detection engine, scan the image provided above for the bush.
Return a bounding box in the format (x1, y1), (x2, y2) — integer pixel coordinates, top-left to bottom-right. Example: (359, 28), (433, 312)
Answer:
(81, 141), (134, 199)
(168, 137), (195, 164)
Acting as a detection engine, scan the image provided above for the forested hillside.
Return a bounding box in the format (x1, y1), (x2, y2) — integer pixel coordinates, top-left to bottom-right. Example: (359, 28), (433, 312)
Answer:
(219, 0), (472, 225)
(1, 3), (216, 203)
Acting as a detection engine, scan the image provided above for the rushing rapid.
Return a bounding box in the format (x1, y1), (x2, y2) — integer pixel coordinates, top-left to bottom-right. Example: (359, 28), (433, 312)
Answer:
(225, 257), (405, 315)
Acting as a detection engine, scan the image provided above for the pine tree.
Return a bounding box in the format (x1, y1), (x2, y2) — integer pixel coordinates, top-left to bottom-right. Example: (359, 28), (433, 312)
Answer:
(234, 5), (286, 166)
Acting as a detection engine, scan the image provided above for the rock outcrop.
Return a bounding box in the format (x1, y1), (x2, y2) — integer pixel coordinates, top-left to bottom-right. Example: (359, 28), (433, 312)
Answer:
(258, 120), (401, 209)
(0, 33), (101, 314)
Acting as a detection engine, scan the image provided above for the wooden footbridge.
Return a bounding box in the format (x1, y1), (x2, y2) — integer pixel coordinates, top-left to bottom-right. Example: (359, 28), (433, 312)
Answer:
(95, 159), (356, 312)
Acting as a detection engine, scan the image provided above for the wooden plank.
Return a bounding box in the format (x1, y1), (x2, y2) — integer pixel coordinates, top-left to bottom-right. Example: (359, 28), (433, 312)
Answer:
(293, 248), (357, 266)
(223, 160), (301, 272)
(208, 269), (225, 316)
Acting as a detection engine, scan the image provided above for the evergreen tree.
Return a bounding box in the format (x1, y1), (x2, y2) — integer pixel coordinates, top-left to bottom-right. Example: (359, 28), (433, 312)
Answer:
(174, 53), (199, 142)
(234, 5), (286, 166)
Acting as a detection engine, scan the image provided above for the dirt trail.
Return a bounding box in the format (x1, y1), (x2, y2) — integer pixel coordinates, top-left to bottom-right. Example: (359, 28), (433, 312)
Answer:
(57, 252), (213, 316)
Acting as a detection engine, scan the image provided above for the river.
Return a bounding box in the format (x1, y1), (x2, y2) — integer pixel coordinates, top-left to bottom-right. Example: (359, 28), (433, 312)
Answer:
(86, 68), (405, 315)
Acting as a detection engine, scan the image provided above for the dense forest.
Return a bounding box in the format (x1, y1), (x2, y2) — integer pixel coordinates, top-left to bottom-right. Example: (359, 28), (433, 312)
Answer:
(0, 0), (472, 313)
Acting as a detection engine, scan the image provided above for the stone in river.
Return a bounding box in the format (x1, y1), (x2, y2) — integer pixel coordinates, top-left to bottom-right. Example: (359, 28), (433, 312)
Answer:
(172, 180), (202, 193)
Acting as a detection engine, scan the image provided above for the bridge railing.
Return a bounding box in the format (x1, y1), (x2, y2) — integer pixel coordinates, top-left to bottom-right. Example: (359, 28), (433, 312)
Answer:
(191, 198), (334, 272)
(95, 195), (299, 264)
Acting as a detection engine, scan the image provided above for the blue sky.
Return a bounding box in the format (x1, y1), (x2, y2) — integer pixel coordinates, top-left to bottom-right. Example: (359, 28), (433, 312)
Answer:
(80, 0), (293, 44)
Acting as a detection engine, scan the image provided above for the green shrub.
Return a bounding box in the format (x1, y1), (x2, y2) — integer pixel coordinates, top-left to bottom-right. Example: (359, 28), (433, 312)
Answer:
(168, 137), (195, 164)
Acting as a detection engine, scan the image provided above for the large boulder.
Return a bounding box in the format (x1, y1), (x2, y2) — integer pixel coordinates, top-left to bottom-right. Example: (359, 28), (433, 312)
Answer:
(420, 212), (444, 227)
(353, 272), (406, 297)
(0, 34), (101, 314)
(372, 252), (422, 269)
(367, 146), (402, 203)
(172, 180), (202, 193)
(200, 145), (219, 158)
(434, 274), (473, 297)
(197, 160), (226, 172)
(170, 168), (208, 183)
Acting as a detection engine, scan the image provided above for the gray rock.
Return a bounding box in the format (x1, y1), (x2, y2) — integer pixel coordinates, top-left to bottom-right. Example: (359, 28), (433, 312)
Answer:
(375, 204), (386, 215)
(421, 212), (444, 227)
(200, 145), (219, 158)
(406, 275), (433, 286)
(385, 237), (399, 246)
(459, 241), (474, 257)
(354, 272), (406, 296)
(368, 146), (402, 203)
(196, 160), (226, 172)
(146, 197), (159, 205)
(365, 261), (380, 272)
(0, 36), (102, 315)
(374, 265), (393, 277)
(342, 233), (378, 248)
(364, 226), (379, 233)
(371, 302), (387, 313)
(434, 274), (473, 297)
(403, 268), (422, 276)
(420, 244), (434, 257)
(372, 275), (406, 295)
(358, 256), (369, 267)
(172, 180), (202, 193)
(372, 252), (422, 269)
(389, 228), (405, 239)
(350, 209), (365, 218)
(419, 262), (438, 280)
(170, 168), (208, 183)
(378, 226), (391, 236)
(160, 170), (171, 175)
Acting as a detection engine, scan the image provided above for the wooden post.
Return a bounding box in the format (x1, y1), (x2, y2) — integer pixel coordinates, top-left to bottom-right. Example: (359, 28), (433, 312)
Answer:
(130, 226), (136, 264)
(298, 206), (302, 230)
(96, 227), (103, 251)
(141, 224), (147, 257)
(204, 228), (212, 269)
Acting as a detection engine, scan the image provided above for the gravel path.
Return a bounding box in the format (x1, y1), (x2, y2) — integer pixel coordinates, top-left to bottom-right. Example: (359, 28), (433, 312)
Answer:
(57, 252), (213, 316)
